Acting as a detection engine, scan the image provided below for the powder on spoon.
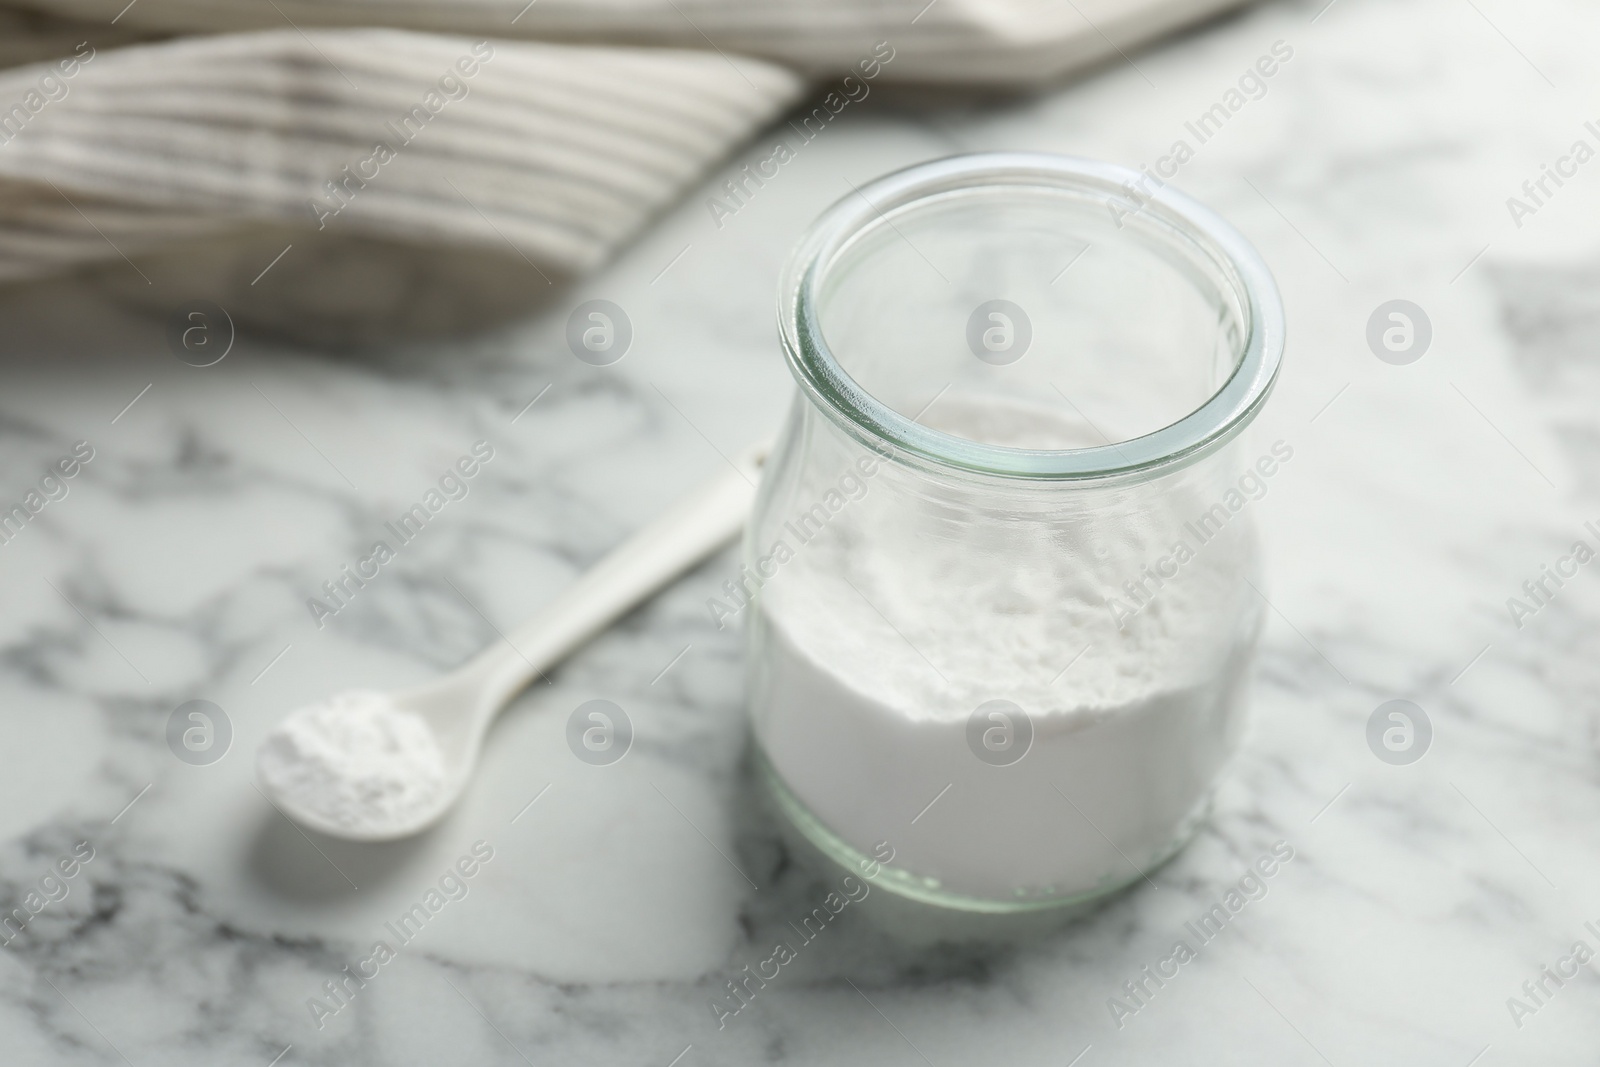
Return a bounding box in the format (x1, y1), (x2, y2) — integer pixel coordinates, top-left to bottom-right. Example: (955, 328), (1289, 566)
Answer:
(257, 690), (447, 834)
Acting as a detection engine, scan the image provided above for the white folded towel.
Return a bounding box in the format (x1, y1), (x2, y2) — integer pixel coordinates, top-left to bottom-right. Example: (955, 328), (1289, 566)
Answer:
(0, 0), (1244, 343)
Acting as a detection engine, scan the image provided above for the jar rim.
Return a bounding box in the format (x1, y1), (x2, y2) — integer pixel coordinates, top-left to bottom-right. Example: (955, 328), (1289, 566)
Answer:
(777, 152), (1286, 482)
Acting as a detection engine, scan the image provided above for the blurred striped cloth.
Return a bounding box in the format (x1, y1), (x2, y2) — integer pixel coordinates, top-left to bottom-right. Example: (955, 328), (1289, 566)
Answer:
(0, 0), (1242, 343)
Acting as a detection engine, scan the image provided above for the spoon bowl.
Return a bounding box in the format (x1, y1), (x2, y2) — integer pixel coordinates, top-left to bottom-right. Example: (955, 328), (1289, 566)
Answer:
(257, 443), (767, 841)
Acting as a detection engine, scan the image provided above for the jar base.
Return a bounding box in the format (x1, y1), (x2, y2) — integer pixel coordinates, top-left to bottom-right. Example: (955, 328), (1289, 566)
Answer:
(754, 747), (1209, 938)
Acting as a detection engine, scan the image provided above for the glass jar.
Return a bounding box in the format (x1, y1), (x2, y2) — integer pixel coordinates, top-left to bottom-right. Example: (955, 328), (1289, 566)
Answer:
(741, 153), (1285, 913)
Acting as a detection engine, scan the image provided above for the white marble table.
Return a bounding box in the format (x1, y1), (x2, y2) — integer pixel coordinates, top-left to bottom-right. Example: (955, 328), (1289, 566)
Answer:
(2, 0), (1599, 1063)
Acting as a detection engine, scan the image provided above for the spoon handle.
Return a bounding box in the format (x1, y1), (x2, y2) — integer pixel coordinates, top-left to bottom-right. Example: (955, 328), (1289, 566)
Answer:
(470, 441), (767, 710)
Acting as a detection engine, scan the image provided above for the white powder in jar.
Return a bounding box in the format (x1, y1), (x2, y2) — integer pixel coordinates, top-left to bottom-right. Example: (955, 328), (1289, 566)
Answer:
(751, 405), (1261, 903)
(257, 690), (447, 834)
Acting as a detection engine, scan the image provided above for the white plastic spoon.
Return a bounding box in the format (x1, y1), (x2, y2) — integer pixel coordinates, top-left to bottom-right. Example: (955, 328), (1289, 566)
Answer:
(257, 442), (766, 841)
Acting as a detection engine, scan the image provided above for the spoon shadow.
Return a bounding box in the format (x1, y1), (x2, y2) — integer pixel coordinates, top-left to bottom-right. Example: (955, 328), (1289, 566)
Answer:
(244, 806), (449, 903)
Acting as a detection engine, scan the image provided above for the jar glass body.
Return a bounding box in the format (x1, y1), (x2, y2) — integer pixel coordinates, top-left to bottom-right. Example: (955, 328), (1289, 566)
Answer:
(742, 154), (1284, 912)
